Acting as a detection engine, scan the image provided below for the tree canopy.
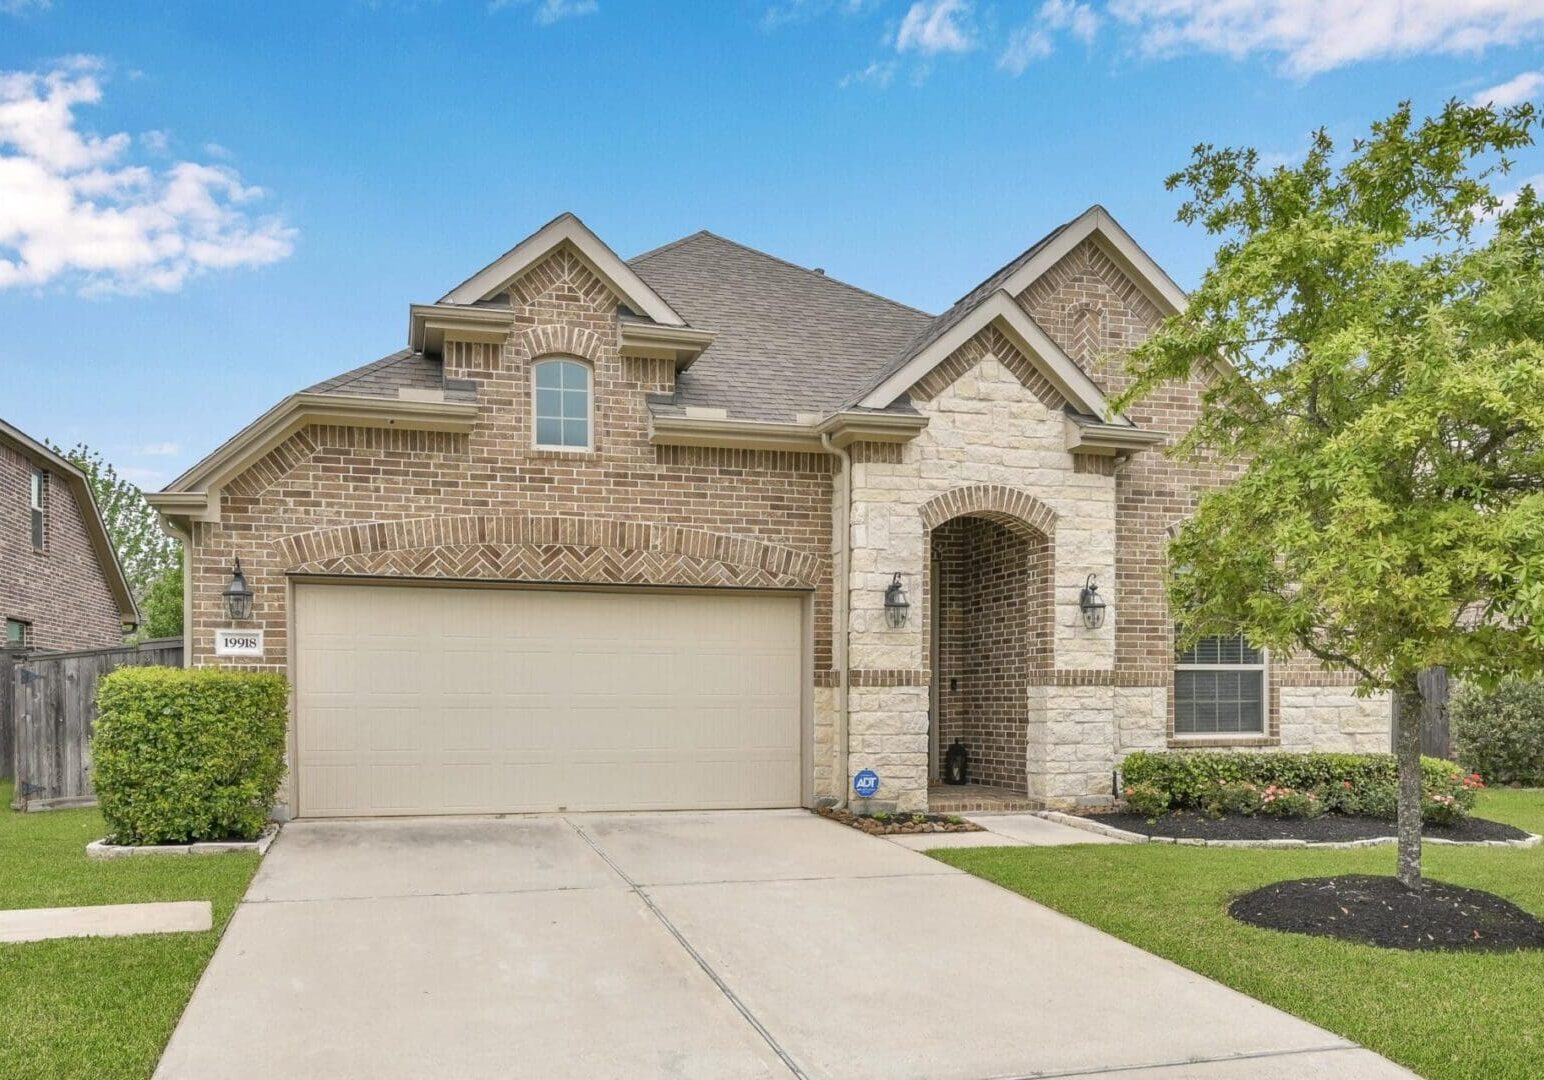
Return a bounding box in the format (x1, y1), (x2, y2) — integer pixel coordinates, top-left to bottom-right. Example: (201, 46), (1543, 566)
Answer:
(1116, 100), (1544, 887)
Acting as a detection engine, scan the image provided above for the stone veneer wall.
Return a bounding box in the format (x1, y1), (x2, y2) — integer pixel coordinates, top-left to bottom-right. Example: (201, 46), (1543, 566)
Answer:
(187, 250), (839, 809)
(0, 439), (124, 651)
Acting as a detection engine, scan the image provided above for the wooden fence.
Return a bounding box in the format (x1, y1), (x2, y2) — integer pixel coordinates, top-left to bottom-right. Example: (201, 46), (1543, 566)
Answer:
(7, 638), (183, 811)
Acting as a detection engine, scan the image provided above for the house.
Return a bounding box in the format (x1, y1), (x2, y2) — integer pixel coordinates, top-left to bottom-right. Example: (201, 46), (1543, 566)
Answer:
(1, 419), (139, 652)
(147, 206), (1390, 819)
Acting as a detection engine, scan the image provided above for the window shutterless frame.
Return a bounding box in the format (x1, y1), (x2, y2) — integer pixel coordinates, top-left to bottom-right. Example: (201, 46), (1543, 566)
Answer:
(5, 618), (29, 649)
(1173, 633), (1269, 736)
(531, 357), (593, 451)
(29, 469), (45, 550)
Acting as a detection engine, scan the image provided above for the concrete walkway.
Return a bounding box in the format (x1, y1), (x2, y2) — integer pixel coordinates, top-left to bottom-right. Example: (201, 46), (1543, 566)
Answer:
(156, 811), (1413, 1080)
(0, 900), (211, 944)
(886, 811), (1125, 850)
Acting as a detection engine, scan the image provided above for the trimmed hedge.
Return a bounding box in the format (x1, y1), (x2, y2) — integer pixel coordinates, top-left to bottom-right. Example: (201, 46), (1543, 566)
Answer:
(1452, 678), (1544, 786)
(1120, 750), (1478, 823)
(93, 666), (289, 845)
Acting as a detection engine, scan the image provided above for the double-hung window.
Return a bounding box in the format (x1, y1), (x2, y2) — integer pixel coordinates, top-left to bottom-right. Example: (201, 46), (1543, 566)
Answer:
(1174, 633), (1267, 735)
(29, 469), (45, 550)
(533, 358), (592, 450)
(5, 619), (28, 649)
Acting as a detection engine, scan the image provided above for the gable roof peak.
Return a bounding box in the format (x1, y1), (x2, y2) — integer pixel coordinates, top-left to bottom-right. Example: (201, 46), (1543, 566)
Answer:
(438, 212), (685, 326)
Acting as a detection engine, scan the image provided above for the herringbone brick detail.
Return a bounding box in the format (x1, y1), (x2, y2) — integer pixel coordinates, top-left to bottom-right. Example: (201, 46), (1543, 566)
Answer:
(276, 514), (822, 586)
(294, 543), (806, 589)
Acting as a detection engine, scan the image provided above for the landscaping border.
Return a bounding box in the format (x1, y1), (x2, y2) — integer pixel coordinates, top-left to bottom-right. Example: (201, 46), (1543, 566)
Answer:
(86, 825), (280, 859)
(1037, 811), (1542, 849)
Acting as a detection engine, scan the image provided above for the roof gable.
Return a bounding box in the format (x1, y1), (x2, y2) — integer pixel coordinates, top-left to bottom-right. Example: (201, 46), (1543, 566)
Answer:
(853, 205), (1185, 423)
(439, 212), (686, 326)
(0, 418), (139, 628)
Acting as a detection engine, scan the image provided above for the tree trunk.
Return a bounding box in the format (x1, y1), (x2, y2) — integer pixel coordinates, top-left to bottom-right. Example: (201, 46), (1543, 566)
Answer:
(1394, 673), (1425, 890)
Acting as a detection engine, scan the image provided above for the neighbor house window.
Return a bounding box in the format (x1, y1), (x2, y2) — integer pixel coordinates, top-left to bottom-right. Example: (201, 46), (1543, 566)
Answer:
(5, 619), (29, 649)
(29, 469), (45, 550)
(1174, 633), (1267, 735)
(532, 358), (591, 449)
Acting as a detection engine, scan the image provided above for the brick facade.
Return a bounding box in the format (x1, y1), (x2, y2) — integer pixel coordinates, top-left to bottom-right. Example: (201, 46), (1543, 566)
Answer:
(177, 223), (1389, 816)
(186, 254), (839, 809)
(0, 438), (125, 653)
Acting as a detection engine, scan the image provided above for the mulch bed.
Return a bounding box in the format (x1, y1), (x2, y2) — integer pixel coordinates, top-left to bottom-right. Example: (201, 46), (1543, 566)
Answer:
(1229, 875), (1544, 951)
(1094, 811), (1531, 844)
(815, 806), (983, 835)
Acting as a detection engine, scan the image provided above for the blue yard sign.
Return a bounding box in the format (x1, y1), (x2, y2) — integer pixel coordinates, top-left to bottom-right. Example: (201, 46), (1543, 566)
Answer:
(852, 769), (880, 799)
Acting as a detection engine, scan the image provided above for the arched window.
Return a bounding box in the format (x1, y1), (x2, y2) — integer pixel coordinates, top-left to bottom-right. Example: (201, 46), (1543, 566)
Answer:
(532, 357), (592, 450)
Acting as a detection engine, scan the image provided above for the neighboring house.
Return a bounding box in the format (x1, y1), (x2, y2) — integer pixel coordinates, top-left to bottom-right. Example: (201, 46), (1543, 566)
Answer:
(148, 206), (1389, 819)
(0, 419), (139, 652)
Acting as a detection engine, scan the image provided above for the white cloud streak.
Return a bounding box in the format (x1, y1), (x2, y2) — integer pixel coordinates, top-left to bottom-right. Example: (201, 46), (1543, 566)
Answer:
(895, 0), (974, 55)
(488, 0), (597, 24)
(1109, 1), (1544, 77)
(1473, 70), (1544, 107)
(0, 56), (295, 294)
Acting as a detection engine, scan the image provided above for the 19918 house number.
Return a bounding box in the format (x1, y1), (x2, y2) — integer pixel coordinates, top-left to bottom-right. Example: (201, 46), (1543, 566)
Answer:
(215, 629), (264, 657)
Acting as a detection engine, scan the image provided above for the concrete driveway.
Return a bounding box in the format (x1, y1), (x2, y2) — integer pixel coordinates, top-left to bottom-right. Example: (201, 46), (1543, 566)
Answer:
(156, 811), (1412, 1080)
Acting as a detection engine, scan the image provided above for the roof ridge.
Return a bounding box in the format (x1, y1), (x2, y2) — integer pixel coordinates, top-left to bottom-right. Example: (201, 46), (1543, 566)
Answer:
(633, 229), (933, 318)
(628, 229), (712, 264)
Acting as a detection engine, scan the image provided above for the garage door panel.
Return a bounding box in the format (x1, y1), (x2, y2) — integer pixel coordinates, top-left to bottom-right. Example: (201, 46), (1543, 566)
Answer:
(294, 584), (804, 816)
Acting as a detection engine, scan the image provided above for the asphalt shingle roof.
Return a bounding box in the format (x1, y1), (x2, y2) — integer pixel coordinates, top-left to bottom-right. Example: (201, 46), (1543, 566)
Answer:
(304, 218), (1078, 422)
(305, 349), (477, 403)
(629, 232), (934, 422)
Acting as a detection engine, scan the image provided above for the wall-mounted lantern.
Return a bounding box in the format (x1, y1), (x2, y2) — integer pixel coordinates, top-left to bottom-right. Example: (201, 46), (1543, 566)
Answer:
(883, 572), (910, 629)
(222, 559), (254, 621)
(1078, 573), (1107, 630)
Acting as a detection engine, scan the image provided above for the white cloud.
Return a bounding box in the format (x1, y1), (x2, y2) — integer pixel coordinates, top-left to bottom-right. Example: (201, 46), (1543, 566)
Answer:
(117, 464), (169, 487)
(140, 128), (169, 154)
(0, 57), (296, 294)
(201, 141), (233, 160)
(895, 0), (974, 55)
(998, 27), (1053, 75)
(134, 441), (181, 456)
(1, 0), (51, 14)
(764, 0), (874, 29)
(840, 59), (898, 88)
(1109, 1), (1544, 77)
(1042, 0), (1100, 44)
(1473, 70), (1544, 107)
(488, 0), (597, 23)
(998, 1), (1099, 76)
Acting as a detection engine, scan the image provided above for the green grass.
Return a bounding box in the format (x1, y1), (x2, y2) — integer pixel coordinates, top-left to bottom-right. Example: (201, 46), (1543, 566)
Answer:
(934, 789), (1544, 1080)
(0, 780), (260, 1080)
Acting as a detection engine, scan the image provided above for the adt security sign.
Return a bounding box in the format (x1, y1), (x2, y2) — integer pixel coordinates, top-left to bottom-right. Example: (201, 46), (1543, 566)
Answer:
(852, 769), (880, 799)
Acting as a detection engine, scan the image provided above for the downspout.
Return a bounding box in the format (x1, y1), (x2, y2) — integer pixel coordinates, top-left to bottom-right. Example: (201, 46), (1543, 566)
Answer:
(821, 433), (851, 809)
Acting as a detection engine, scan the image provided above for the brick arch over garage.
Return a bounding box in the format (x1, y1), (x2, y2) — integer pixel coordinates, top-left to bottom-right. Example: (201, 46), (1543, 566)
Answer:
(274, 514), (822, 590)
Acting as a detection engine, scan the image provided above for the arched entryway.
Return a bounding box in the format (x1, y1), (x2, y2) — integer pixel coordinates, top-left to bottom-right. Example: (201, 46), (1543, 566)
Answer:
(920, 486), (1054, 806)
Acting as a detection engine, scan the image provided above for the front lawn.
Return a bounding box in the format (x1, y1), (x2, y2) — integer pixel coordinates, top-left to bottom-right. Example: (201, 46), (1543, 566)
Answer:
(0, 780), (260, 1080)
(934, 789), (1544, 1080)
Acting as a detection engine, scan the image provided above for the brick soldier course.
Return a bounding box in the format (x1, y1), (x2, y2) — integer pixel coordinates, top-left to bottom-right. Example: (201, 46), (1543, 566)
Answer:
(151, 206), (1389, 816)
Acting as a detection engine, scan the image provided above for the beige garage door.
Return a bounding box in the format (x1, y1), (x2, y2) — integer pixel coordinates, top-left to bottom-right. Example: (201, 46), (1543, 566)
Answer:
(293, 583), (805, 817)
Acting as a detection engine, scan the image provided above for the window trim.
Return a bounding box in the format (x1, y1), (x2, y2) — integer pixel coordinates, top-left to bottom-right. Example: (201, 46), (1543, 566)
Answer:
(530, 356), (594, 452)
(29, 468), (45, 551)
(1173, 634), (1270, 739)
(5, 618), (31, 650)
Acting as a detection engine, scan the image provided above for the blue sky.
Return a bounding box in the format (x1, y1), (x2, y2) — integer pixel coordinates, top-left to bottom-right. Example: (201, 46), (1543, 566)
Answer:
(3, 0), (1543, 488)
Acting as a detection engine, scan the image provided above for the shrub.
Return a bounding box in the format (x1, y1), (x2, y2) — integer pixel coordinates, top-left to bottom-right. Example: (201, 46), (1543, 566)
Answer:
(1120, 750), (1474, 823)
(1200, 779), (1262, 818)
(1451, 678), (1544, 786)
(1258, 785), (1324, 818)
(1121, 780), (1169, 819)
(93, 666), (289, 845)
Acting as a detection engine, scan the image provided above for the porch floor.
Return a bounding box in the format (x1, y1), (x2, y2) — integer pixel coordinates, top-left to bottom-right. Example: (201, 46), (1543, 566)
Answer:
(928, 783), (1044, 814)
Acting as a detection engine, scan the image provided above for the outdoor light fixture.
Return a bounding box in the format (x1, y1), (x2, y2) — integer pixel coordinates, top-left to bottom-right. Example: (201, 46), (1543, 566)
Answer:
(222, 559), (254, 621)
(1078, 573), (1107, 630)
(883, 572), (910, 629)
